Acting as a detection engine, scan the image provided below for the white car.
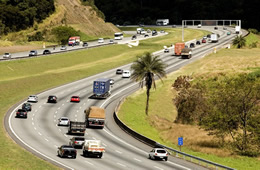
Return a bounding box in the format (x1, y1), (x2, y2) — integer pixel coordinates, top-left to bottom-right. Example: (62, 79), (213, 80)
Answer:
(60, 45), (67, 50)
(110, 78), (114, 85)
(27, 95), (38, 103)
(197, 24), (202, 28)
(122, 70), (131, 78)
(3, 53), (11, 58)
(109, 39), (114, 44)
(148, 148), (168, 161)
(164, 48), (169, 53)
(58, 117), (70, 126)
(98, 38), (104, 43)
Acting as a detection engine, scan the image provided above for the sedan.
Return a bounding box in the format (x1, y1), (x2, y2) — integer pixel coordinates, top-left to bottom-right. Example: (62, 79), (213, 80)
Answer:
(202, 39), (206, 43)
(3, 52), (11, 58)
(98, 38), (104, 43)
(196, 41), (201, 45)
(57, 145), (77, 158)
(164, 48), (169, 53)
(58, 117), (70, 126)
(69, 137), (85, 149)
(116, 69), (123, 74)
(16, 109), (28, 118)
(148, 148), (168, 161)
(144, 34), (149, 38)
(71, 96), (80, 102)
(131, 35), (137, 40)
(189, 43), (195, 48)
(22, 103), (32, 111)
(109, 39), (114, 44)
(60, 45), (67, 50)
(47, 95), (57, 103)
(29, 50), (38, 56)
(214, 26), (218, 30)
(43, 49), (51, 55)
(27, 95), (38, 103)
(82, 42), (88, 47)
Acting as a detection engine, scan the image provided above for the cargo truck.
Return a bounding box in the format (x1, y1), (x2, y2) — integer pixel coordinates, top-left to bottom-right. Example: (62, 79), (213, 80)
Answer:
(68, 36), (80, 46)
(181, 47), (192, 59)
(85, 106), (105, 128)
(83, 140), (105, 158)
(235, 26), (240, 34)
(174, 43), (185, 56)
(68, 121), (86, 136)
(210, 34), (218, 43)
(90, 78), (111, 99)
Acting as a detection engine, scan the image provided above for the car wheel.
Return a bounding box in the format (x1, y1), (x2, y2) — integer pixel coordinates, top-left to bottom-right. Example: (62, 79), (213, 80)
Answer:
(165, 157), (168, 161)
(148, 155), (151, 159)
(99, 153), (103, 158)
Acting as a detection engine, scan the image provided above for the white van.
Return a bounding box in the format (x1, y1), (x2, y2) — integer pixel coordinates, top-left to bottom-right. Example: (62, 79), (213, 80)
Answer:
(122, 70), (131, 78)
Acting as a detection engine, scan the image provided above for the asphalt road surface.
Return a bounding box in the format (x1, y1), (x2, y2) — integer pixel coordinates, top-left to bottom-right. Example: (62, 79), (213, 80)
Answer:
(5, 26), (241, 170)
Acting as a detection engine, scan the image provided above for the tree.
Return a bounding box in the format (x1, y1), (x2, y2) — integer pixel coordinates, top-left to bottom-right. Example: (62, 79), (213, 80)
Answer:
(131, 52), (166, 115)
(232, 35), (246, 48)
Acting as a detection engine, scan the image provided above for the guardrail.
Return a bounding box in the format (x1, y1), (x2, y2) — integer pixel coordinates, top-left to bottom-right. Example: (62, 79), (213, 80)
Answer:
(114, 97), (235, 170)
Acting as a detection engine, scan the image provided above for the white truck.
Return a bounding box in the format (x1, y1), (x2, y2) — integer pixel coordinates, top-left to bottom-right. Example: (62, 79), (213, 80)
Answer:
(156, 19), (169, 26)
(83, 140), (105, 158)
(235, 26), (240, 34)
(210, 34), (218, 43)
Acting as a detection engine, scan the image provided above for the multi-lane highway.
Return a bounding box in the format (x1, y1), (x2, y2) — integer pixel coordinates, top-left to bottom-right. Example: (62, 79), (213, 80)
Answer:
(5, 26), (239, 170)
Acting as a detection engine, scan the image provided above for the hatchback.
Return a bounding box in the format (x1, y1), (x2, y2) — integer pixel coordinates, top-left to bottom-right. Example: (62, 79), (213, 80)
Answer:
(148, 148), (168, 161)
(43, 49), (51, 55)
(58, 117), (70, 126)
(3, 52), (11, 58)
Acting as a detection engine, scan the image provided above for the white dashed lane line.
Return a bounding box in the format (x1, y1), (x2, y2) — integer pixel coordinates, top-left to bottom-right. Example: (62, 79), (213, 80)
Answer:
(62, 103), (64, 106)
(38, 132), (42, 136)
(44, 138), (49, 142)
(59, 129), (61, 132)
(154, 166), (164, 170)
(32, 122), (34, 125)
(102, 143), (107, 146)
(115, 150), (122, 154)
(39, 105), (41, 108)
(134, 158), (142, 162)
(117, 163), (126, 167)
(92, 137), (96, 140)
(35, 110), (38, 112)
(34, 127), (37, 130)
(31, 117), (33, 121)
(85, 161), (94, 166)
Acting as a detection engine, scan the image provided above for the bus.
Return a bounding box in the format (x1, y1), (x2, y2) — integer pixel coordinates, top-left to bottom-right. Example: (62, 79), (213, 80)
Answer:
(114, 32), (124, 40)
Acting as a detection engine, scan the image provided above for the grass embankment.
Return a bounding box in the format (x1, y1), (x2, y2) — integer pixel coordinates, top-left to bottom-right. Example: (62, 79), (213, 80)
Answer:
(118, 34), (260, 169)
(0, 28), (207, 169)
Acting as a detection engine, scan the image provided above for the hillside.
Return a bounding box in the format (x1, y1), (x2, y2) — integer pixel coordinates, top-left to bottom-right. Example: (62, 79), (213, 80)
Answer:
(0, 0), (119, 52)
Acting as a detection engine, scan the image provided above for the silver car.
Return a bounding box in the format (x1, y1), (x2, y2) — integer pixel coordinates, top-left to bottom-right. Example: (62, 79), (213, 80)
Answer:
(148, 148), (168, 161)
(69, 137), (85, 148)
(58, 117), (70, 126)
(60, 45), (67, 50)
(3, 53), (11, 58)
(27, 95), (38, 103)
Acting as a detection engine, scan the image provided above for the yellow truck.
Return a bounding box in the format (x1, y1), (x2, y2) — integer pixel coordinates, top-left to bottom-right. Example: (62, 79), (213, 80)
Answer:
(85, 106), (105, 128)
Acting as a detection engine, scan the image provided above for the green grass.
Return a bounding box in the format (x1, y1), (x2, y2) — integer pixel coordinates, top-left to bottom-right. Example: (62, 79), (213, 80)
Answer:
(117, 35), (260, 169)
(245, 33), (260, 47)
(0, 28), (208, 169)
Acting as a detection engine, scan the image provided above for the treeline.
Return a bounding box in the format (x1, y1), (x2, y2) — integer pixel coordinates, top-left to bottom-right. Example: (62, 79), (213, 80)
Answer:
(173, 72), (260, 156)
(95, 0), (260, 30)
(0, 0), (55, 35)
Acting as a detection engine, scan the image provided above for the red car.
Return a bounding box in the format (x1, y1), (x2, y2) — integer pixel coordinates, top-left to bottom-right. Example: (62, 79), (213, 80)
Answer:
(71, 96), (80, 102)
(202, 39), (206, 43)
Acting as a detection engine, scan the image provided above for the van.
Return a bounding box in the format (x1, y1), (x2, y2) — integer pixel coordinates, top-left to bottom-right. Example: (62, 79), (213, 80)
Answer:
(98, 38), (104, 43)
(122, 70), (131, 78)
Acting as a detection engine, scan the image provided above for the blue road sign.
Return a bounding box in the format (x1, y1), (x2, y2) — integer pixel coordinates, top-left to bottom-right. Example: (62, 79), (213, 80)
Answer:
(178, 137), (183, 146)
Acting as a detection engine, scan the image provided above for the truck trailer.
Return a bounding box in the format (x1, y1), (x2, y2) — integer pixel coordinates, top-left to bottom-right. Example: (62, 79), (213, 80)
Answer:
(90, 78), (111, 99)
(68, 121), (86, 136)
(210, 34), (218, 43)
(85, 106), (105, 128)
(181, 47), (192, 59)
(235, 26), (240, 34)
(174, 43), (185, 56)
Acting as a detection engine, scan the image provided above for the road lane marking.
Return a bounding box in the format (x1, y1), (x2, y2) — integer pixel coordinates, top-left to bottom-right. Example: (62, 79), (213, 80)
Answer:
(75, 115), (77, 117)
(154, 166), (164, 170)
(39, 105), (41, 108)
(117, 163), (126, 167)
(32, 122), (34, 125)
(134, 158), (142, 162)
(35, 110), (38, 112)
(55, 111), (58, 114)
(38, 132), (42, 136)
(58, 107), (60, 110)
(102, 143), (107, 146)
(85, 161), (94, 165)
(31, 117), (33, 121)
(59, 129), (61, 132)
(44, 138), (49, 142)
(115, 150), (122, 154)
(92, 137), (96, 140)
(62, 103), (64, 106)
(34, 127), (37, 130)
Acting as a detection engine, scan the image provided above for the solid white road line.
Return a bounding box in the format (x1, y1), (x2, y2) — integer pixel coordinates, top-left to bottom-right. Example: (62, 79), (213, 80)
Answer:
(154, 166), (164, 170)
(117, 163), (126, 167)
(134, 158), (142, 162)
(115, 150), (122, 154)
(84, 161), (94, 166)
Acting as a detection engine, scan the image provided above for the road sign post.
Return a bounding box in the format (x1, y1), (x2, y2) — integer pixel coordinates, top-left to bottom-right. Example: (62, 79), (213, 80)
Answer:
(178, 137), (183, 151)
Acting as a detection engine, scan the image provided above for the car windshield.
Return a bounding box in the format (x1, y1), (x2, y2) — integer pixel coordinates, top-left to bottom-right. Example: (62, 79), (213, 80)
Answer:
(4, 53), (9, 55)
(61, 118), (69, 121)
(156, 149), (166, 153)
(63, 145), (74, 149)
(72, 96), (79, 98)
(18, 109), (26, 112)
(75, 137), (85, 141)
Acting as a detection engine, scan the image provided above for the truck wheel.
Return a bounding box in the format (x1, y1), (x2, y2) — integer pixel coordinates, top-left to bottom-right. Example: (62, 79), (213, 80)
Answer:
(99, 153), (103, 158)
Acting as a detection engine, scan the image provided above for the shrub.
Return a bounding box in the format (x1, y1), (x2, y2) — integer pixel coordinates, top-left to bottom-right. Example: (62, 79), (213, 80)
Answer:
(51, 26), (80, 45)
(248, 28), (258, 34)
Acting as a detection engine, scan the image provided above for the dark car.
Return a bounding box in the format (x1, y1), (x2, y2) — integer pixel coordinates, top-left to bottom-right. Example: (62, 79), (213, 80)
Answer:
(57, 145), (77, 159)
(116, 69), (123, 74)
(82, 42), (88, 47)
(152, 30), (157, 36)
(207, 34), (211, 38)
(69, 137), (85, 149)
(22, 103), (32, 111)
(144, 34), (149, 38)
(47, 95), (57, 103)
(189, 43), (195, 48)
(43, 49), (51, 55)
(131, 35), (137, 40)
(196, 40), (201, 45)
(214, 26), (218, 30)
(16, 109), (28, 118)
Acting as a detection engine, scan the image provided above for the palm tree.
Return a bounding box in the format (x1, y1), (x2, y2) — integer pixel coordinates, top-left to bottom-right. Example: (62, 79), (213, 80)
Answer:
(232, 35), (246, 48)
(131, 52), (167, 115)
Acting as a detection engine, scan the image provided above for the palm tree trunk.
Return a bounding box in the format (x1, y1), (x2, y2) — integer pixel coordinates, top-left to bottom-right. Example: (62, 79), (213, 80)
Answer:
(146, 87), (150, 115)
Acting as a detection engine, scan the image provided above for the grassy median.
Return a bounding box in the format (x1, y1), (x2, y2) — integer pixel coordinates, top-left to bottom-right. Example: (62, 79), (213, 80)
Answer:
(0, 28), (208, 169)
(118, 34), (260, 169)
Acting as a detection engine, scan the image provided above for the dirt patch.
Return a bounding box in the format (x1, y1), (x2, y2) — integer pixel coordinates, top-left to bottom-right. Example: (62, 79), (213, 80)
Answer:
(0, 45), (42, 54)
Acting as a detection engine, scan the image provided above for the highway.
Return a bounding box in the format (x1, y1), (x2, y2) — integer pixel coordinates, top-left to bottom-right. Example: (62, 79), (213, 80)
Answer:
(5, 26), (239, 170)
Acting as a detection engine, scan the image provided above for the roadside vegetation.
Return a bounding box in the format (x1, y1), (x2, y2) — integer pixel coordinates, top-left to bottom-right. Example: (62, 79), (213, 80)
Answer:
(118, 33), (260, 169)
(0, 27), (206, 169)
